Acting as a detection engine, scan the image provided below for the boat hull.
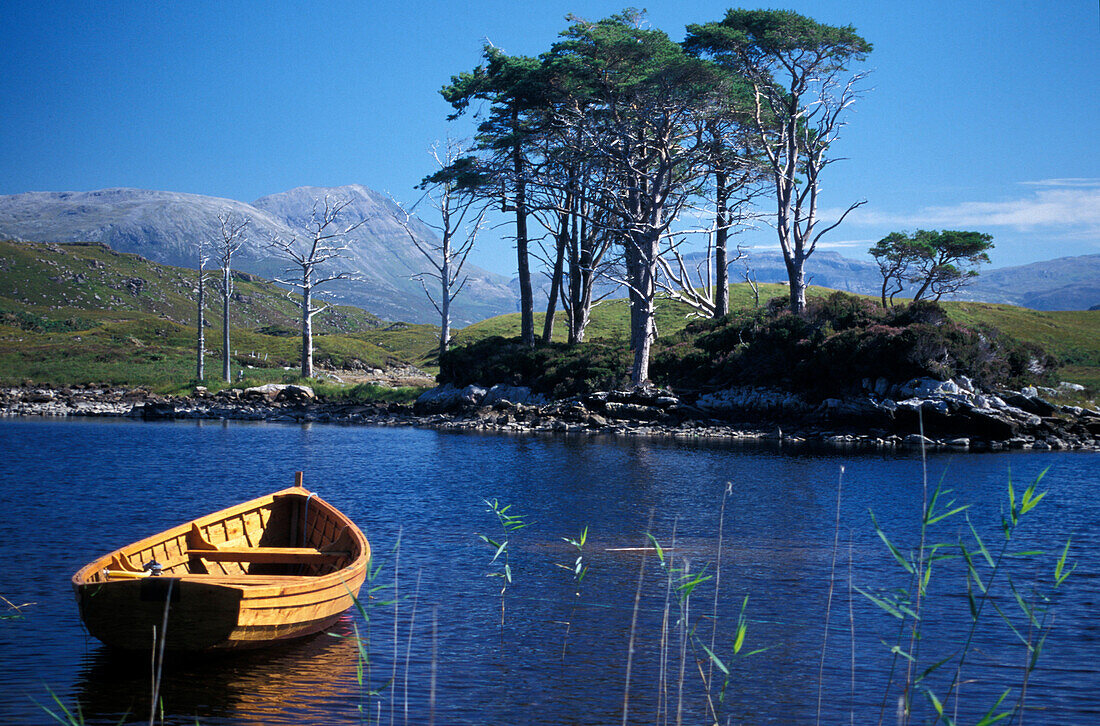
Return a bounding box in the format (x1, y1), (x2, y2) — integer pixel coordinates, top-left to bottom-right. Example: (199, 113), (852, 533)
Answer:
(72, 480), (369, 651)
(75, 571), (366, 651)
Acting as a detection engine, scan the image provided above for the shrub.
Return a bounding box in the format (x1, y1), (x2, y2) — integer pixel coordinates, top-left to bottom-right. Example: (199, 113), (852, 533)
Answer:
(442, 294), (1057, 399)
(653, 293), (1056, 396)
(439, 336), (630, 397)
(315, 382), (425, 404)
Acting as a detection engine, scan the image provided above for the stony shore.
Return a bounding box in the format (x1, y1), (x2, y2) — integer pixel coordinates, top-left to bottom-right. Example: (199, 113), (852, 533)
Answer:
(2, 377), (1097, 453)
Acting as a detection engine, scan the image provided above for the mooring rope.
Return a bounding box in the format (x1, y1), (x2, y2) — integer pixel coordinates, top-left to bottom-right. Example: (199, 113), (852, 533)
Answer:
(302, 492), (318, 548)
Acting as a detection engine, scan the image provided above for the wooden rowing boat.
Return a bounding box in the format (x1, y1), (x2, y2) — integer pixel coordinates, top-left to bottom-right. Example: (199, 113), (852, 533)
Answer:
(72, 472), (370, 651)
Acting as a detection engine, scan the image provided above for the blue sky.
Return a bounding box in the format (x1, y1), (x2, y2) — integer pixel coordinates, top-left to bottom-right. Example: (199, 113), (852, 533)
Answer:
(1, 0), (1097, 275)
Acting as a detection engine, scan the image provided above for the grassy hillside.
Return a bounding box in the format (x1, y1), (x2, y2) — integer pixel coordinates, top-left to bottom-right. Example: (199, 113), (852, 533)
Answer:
(0, 240), (428, 390)
(0, 239), (385, 331)
(456, 285), (1100, 389)
(350, 323), (444, 370)
(1, 239), (1095, 393)
(455, 283), (800, 344)
(943, 302), (1100, 386)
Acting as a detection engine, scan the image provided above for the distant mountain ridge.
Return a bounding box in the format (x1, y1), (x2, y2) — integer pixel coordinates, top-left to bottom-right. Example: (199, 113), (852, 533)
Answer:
(1, 186), (1097, 316)
(0, 185), (516, 324)
(684, 249), (1100, 311)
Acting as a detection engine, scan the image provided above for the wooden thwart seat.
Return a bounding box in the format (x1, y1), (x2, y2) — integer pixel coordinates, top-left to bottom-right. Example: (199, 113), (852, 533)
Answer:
(186, 546), (347, 565)
(185, 524), (349, 565)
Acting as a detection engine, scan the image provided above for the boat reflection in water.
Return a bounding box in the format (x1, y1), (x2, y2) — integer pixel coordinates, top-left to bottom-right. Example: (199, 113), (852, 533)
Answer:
(73, 616), (364, 725)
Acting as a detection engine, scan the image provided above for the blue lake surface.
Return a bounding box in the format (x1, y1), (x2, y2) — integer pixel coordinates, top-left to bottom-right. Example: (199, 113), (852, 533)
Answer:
(0, 417), (1096, 725)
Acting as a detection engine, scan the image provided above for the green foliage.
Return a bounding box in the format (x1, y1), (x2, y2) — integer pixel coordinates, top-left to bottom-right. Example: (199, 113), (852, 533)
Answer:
(4, 233), (1093, 395)
(454, 288), (1097, 390)
(871, 230), (994, 305)
(0, 307), (96, 333)
(557, 525), (589, 585)
(312, 382), (426, 404)
(646, 530), (765, 721)
(0, 239), (425, 392)
(478, 499), (528, 627)
(652, 293), (1058, 394)
(860, 468), (1074, 724)
(0, 239), (382, 334)
(34, 686), (90, 726)
(686, 9), (873, 63)
(443, 292), (1068, 398)
(337, 544), (399, 722)
(557, 525), (590, 658)
(439, 336), (631, 397)
(0, 313), (405, 391)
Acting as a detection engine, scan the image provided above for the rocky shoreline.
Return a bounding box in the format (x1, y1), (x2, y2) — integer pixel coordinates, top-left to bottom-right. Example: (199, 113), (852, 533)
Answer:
(2, 377), (1097, 452)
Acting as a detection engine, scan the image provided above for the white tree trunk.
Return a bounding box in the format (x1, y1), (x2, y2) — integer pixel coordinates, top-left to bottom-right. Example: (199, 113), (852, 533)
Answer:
(786, 262), (806, 314)
(196, 265), (205, 381)
(222, 267), (232, 382)
(439, 254), (451, 359)
(629, 229), (659, 386)
(301, 268), (313, 379)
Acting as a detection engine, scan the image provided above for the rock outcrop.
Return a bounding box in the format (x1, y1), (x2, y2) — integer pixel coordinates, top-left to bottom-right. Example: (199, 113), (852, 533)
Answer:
(2, 376), (1096, 452)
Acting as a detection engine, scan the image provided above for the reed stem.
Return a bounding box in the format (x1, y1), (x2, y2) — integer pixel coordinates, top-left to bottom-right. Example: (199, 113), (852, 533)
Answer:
(817, 465), (845, 725)
(621, 510), (653, 726)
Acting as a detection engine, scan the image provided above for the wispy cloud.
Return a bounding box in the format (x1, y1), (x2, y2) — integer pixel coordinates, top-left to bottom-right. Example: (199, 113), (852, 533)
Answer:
(813, 238), (876, 250)
(1019, 178), (1100, 189)
(844, 179), (1100, 235)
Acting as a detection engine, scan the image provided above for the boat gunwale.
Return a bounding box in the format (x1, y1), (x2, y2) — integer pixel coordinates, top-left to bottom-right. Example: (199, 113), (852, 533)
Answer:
(71, 485), (370, 596)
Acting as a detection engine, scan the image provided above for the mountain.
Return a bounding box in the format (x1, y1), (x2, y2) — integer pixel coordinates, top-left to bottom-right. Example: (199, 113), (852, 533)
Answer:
(2, 185), (1096, 319)
(962, 254), (1100, 311)
(682, 249), (1100, 311)
(0, 186), (516, 324)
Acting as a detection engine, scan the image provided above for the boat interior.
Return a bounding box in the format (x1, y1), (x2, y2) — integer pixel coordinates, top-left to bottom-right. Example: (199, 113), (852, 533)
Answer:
(87, 491), (359, 584)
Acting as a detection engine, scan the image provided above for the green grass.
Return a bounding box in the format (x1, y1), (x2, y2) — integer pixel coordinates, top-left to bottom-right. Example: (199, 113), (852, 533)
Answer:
(350, 322), (444, 371)
(3, 239), (1097, 393)
(942, 301), (1100, 385)
(0, 240), (413, 391)
(455, 285), (1100, 389)
(312, 382), (426, 404)
(0, 239), (384, 334)
(0, 312), (405, 391)
(457, 284), (844, 345)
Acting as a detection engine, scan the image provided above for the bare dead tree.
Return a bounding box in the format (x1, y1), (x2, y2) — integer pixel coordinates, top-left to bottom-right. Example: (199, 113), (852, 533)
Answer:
(530, 200), (570, 343)
(762, 70), (869, 314)
(529, 181), (619, 344)
(400, 140), (487, 360)
(654, 144), (764, 320)
(527, 155), (582, 343)
(195, 237), (211, 382)
(563, 197), (618, 343)
(742, 262), (760, 308)
(521, 118), (621, 344)
(693, 109), (766, 318)
(655, 236), (750, 318)
(267, 196), (365, 378)
(215, 212), (249, 382)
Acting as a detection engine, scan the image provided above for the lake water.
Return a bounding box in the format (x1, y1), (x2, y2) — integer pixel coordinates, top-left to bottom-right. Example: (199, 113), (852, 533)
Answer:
(0, 417), (1096, 725)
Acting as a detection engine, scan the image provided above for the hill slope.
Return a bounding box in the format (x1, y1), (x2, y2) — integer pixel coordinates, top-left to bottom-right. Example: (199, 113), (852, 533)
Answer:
(458, 285), (1100, 388)
(0, 186), (516, 324)
(3, 186), (1096, 317)
(0, 239), (440, 389)
(685, 250), (1100, 311)
(1, 239), (1095, 391)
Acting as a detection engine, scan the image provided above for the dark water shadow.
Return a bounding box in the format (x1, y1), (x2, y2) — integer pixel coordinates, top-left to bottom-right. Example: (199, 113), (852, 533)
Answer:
(72, 617), (362, 726)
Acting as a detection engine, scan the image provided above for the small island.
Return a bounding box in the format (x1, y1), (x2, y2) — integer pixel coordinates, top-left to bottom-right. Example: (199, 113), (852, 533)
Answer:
(2, 239), (1096, 451)
(1, 4), (1098, 726)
